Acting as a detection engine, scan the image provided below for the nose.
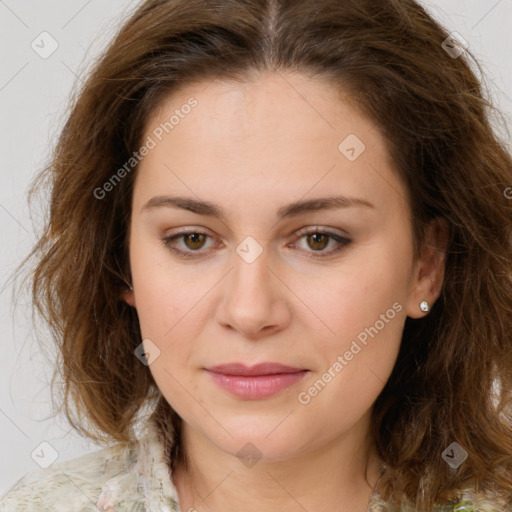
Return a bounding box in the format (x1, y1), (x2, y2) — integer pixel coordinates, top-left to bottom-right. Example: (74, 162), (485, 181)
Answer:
(215, 245), (292, 339)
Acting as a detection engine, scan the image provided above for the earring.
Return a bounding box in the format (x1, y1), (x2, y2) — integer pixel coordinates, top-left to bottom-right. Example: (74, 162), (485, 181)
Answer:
(419, 300), (430, 313)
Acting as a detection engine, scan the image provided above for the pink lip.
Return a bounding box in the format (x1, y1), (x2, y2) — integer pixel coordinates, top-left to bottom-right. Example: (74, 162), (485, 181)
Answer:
(204, 363), (309, 400)
(207, 362), (305, 376)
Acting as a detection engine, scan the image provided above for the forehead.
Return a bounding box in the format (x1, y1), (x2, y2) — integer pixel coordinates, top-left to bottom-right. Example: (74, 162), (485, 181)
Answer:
(145, 71), (373, 147)
(134, 71), (406, 216)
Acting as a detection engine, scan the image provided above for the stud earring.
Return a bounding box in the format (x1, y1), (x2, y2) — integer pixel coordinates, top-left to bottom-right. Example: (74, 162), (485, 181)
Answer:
(419, 300), (430, 313)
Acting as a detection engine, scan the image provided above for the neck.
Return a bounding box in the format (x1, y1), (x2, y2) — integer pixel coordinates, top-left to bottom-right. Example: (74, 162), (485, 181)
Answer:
(171, 415), (383, 512)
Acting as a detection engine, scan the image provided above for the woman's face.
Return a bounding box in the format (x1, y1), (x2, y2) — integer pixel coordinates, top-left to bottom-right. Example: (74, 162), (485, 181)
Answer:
(123, 71), (443, 463)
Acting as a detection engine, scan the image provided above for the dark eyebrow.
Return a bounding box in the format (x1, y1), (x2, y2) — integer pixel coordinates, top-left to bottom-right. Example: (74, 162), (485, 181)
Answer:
(141, 195), (375, 220)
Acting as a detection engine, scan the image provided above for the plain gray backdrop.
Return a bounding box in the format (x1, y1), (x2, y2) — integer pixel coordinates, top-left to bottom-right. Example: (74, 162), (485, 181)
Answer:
(1, 0), (511, 496)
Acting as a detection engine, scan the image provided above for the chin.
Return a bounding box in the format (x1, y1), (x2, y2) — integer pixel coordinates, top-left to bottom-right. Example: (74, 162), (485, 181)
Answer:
(200, 418), (314, 463)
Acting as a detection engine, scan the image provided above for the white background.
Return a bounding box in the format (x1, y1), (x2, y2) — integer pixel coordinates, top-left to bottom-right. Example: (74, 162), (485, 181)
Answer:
(1, 0), (511, 495)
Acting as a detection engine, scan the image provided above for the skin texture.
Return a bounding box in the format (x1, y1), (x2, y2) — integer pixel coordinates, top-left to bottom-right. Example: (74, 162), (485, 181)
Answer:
(122, 70), (448, 512)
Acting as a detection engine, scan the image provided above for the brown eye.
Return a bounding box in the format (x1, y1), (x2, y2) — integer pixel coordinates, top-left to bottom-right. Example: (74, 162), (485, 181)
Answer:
(161, 227), (351, 259)
(306, 233), (330, 251)
(161, 230), (214, 258)
(292, 228), (352, 259)
(183, 233), (207, 250)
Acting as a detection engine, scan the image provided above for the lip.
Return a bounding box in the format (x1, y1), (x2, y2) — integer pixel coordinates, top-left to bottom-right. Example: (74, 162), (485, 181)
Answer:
(206, 362), (306, 376)
(204, 363), (309, 400)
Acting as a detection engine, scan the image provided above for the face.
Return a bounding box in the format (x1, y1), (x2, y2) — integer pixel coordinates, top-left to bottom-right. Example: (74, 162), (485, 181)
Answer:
(123, 71), (445, 463)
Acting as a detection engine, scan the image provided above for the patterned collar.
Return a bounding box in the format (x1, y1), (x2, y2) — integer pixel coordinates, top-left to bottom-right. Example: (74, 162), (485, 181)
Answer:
(95, 417), (180, 511)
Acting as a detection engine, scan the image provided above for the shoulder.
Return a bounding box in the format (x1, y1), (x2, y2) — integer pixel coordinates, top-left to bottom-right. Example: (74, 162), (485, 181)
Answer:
(0, 440), (142, 512)
(0, 419), (180, 512)
(453, 485), (511, 512)
(368, 481), (511, 511)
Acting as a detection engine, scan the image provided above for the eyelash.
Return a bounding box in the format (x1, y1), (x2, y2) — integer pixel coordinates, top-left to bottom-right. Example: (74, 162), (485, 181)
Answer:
(160, 227), (352, 259)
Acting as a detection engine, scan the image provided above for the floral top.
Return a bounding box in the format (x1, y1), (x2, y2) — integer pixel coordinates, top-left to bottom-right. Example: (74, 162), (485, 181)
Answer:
(0, 417), (508, 511)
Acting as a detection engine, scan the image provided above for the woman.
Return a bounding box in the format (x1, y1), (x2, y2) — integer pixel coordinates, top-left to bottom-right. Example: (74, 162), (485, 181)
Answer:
(1, 0), (511, 510)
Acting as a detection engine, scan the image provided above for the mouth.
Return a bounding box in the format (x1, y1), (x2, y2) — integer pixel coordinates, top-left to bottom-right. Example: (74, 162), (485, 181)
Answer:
(205, 362), (308, 376)
(204, 362), (309, 400)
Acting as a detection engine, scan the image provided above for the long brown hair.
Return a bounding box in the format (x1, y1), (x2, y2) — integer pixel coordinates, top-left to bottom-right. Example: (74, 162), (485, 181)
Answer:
(12, 0), (512, 509)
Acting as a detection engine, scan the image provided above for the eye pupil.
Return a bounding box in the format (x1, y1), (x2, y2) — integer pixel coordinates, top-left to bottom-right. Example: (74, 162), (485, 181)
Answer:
(308, 233), (329, 250)
(186, 233), (206, 249)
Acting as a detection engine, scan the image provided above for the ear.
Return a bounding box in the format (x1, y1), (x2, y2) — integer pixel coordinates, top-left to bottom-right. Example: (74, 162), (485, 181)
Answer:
(406, 217), (449, 319)
(121, 288), (136, 308)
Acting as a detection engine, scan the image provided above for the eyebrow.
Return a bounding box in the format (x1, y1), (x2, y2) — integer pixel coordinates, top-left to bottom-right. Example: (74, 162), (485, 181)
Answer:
(141, 195), (375, 220)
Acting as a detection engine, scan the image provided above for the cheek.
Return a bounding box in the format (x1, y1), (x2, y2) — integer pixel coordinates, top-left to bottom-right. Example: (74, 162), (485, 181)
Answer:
(303, 240), (409, 336)
(128, 239), (218, 378)
(296, 287), (406, 430)
(128, 232), (195, 332)
(301, 238), (409, 389)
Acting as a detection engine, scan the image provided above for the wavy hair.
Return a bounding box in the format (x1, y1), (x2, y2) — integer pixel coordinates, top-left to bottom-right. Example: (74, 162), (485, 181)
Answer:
(12, 0), (512, 509)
